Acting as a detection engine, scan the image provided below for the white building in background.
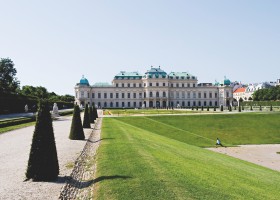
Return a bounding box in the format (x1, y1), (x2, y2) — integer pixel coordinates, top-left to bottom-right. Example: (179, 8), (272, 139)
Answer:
(74, 67), (234, 108)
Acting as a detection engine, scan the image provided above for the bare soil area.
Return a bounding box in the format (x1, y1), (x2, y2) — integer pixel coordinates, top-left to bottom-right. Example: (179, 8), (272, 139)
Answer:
(207, 144), (280, 172)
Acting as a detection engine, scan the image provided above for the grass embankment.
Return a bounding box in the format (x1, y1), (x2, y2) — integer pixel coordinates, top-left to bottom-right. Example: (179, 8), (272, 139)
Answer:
(106, 109), (207, 116)
(115, 112), (280, 147)
(94, 116), (280, 199)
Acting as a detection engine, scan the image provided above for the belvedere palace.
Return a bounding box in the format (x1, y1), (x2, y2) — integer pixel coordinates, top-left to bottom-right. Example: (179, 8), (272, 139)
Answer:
(74, 67), (234, 108)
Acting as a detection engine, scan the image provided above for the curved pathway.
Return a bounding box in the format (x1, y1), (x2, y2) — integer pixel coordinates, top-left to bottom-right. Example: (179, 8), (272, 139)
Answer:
(0, 115), (92, 199)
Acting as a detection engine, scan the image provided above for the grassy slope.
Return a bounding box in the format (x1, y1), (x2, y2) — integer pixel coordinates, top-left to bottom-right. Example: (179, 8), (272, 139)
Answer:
(114, 112), (280, 147)
(94, 117), (280, 200)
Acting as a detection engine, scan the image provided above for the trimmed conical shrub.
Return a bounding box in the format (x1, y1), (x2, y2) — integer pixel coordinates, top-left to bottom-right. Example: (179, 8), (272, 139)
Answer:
(207, 106), (209, 111)
(89, 105), (94, 123)
(83, 104), (90, 128)
(214, 106), (216, 111)
(270, 105), (273, 111)
(250, 105), (253, 111)
(94, 105), (99, 119)
(69, 105), (85, 140)
(26, 100), (59, 181)
(220, 105), (223, 111)
(239, 105), (241, 112)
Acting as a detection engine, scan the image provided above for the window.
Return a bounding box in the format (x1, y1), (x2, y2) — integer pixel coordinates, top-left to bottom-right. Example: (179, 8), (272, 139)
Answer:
(182, 91), (185, 98)
(116, 93), (119, 98)
(163, 83), (165, 86)
(116, 83), (118, 87)
(133, 83), (136, 87)
(176, 83), (179, 88)
(75, 92), (78, 98)
(182, 83), (184, 87)
(98, 93), (101, 98)
(139, 93), (142, 98)
(204, 101), (207, 106)
(122, 102), (125, 107)
(144, 83), (146, 87)
(198, 101), (201, 106)
(104, 93), (107, 98)
(139, 102), (142, 107)
(163, 92), (166, 97)
(92, 93), (95, 98)
(193, 84), (195, 87)
(193, 101), (196, 106)
(193, 92), (196, 99)
(110, 102), (113, 107)
(116, 102), (119, 107)
(133, 93), (136, 98)
(210, 101), (212, 106)
(198, 93), (201, 98)
(156, 83), (159, 86)
(128, 102), (130, 107)
(176, 92), (179, 98)
(149, 92), (153, 97)
(215, 101), (218, 106)
(128, 93), (130, 98)
(187, 83), (190, 87)
(139, 83), (142, 87)
(122, 93), (125, 98)
(170, 91), (174, 98)
(226, 92), (229, 98)
(215, 93), (218, 98)
(110, 93), (113, 98)
(133, 102), (137, 107)
(171, 84), (173, 87)
(144, 92), (146, 98)
(156, 92), (159, 97)
(87, 92), (89, 98)
(81, 91), (84, 98)
(122, 83), (124, 87)
(187, 92), (190, 98)
(104, 102), (107, 107)
(176, 76), (179, 79)
(188, 101), (190, 106)
(127, 83), (130, 87)
(209, 93), (212, 98)
(204, 93), (207, 98)
(149, 83), (152, 86)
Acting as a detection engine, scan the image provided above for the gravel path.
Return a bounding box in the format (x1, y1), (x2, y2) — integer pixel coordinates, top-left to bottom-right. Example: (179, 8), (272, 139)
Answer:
(207, 144), (280, 172)
(0, 115), (92, 200)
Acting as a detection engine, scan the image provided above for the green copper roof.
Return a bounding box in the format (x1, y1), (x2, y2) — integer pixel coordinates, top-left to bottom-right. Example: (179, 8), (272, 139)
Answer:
(168, 72), (196, 79)
(92, 82), (112, 87)
(79, 75), (90, 86)
(145, 67), (167, 75)
(114, 71), (142, 79)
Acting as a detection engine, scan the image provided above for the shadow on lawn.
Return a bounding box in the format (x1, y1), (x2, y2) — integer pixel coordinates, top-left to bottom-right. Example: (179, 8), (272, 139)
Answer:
(60, 175), (132, 189)
(88, 137), (115, 143)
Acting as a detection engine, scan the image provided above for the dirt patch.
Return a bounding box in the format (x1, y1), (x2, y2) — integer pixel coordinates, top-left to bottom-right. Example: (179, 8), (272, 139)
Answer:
(207, 144), (280, 172)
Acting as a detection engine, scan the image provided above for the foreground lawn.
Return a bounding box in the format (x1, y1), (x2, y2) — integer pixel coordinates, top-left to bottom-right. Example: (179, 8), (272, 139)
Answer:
(114, 112), (280, 147)
(94, 117), (280, 200)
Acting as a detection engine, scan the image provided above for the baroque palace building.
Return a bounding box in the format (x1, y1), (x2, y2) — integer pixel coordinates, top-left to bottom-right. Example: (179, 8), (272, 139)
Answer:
(74, 67), (234, 108)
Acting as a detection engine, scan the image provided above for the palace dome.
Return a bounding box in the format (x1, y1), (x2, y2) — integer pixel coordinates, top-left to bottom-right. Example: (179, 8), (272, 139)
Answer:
(79, 76), (89, 86)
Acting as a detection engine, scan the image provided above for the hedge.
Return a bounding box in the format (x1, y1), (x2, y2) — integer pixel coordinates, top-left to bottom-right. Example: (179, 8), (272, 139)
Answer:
(0, 93), (74, 114)
(241, 101), (280, 106)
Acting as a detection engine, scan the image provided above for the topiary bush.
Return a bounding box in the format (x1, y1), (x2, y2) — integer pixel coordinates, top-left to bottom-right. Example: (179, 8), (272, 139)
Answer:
(83, 104), (90, 128)
(89, 105), (94, 123)
(270, 105), (273, 111)
(69, 105), (85, 140)
(207, 106), (209, 111)
(220, 105), (223, 111)
(26, 100), (59, 181)
(239, 105), (241, 112)
(214, 107), (216, 111)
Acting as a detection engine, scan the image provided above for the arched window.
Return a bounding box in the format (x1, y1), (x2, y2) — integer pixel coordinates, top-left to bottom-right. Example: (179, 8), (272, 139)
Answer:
(156, 92), (159, 97)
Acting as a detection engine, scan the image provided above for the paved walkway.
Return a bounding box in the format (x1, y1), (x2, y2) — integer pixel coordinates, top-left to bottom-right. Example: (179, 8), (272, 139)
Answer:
(207, 144), (280, 172)
(0, 115), (92, 199)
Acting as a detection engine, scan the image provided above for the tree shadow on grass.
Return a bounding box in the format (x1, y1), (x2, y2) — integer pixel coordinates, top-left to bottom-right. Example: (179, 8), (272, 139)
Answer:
(88, 137), (115, 143)
(66, 175), (132, 189)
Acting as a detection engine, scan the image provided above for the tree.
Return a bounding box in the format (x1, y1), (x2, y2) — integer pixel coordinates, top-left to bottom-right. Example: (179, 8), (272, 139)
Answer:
(207, 106), (209, 111)
(83, 104), (90, 128)
(0, 58), (20, 94)
(250, 105), (253, 111)
(214, 106), (216, 111)
(270, 105), (273, 111)
(238, 105), (241, 112)
(69, 105), (85, 140)
(220, 105), (223, 111)
(26, 101), (59, 181)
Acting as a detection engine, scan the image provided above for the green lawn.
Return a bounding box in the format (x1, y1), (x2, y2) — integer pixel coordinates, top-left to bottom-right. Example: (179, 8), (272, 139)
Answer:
(93, 113), (280, 199)
(114, 112), (280, 147)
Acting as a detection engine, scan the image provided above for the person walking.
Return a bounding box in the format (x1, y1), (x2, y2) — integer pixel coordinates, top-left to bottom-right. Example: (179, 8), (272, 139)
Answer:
(216, 138), (224, 147)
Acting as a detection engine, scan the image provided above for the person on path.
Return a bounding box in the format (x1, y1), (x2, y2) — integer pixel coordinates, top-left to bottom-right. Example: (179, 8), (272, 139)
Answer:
(216, 138), (224, 147)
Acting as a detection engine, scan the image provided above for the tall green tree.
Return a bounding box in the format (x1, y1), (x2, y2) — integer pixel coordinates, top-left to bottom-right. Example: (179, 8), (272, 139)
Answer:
(89, 105), (94, 123)
(83, 104), (90, 128)
(0, 58), (20, 94)
(26, 101), (59, 181)
(69, 105), (85, 140)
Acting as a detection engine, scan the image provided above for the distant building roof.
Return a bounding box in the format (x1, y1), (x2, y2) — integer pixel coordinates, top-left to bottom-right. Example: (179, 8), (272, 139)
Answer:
(233, 88), (246, 93)
(168, 72), (196, 79)
(79, 75), (89, 86)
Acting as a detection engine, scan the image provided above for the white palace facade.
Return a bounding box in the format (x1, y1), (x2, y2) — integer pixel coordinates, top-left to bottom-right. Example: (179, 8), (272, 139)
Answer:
(74, 67), (234, 108)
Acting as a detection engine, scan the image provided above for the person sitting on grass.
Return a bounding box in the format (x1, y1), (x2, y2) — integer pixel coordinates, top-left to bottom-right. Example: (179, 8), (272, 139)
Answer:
(216, 138), (224, 148)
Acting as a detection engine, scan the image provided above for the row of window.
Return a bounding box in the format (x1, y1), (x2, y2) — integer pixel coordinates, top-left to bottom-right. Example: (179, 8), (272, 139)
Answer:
(115, 75), (196, 80)
(78, 91), (219, 99)
(94, 101), (218, 108)
(115, 82), (196, 88)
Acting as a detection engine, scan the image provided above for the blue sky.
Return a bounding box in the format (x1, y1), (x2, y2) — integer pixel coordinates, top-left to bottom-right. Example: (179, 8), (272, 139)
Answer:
(1, 0), (279, 95)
